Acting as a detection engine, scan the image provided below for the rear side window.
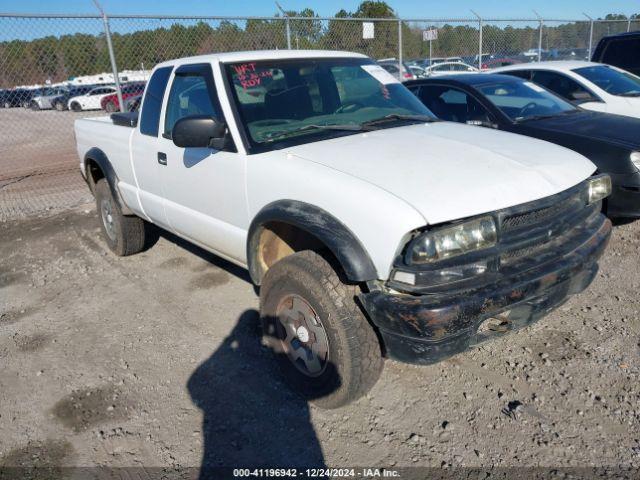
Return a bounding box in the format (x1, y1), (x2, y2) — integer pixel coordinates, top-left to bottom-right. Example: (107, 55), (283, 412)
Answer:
(601, 38), (640, 71)
(530, 70), (597, 103)
(140, 66), (173, 137)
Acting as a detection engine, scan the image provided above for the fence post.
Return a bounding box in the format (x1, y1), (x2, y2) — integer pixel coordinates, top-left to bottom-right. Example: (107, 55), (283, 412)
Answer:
(285, 17), (292, 49)
(398, 19), (403, 81)
(533, 10), (543, 62)
(584, 13), (594, 59)
(101, 13), (124, 112)
(471, 10), (482, 69)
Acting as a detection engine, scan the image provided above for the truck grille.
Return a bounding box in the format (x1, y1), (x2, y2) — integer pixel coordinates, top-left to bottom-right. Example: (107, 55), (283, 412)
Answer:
(501, 190), (584, 233)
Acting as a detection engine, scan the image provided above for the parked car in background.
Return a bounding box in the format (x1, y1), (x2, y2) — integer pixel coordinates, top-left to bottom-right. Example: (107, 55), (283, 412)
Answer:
(100, 82), (146, 112)
(494, 61), (640, 119)
(1, 88), (34, 108)
(75, 50), (611, 407)
(124, 94), (142, 112)
(50, 85), (95, 111)
(424, 61), (478, 76)
(592, 31), (640, 77)
(407, 73), (640, 217)
(68, 85), (116, 111)
(480, 57), (522, 70)
(407, 65), (426, 78)
(377, 59), (416, 81)
(30, 86), (70, 110)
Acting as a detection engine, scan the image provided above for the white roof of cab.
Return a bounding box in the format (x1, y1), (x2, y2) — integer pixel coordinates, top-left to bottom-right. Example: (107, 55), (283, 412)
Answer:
(156, 50), (368, 67)
(494, 60), (601, 72)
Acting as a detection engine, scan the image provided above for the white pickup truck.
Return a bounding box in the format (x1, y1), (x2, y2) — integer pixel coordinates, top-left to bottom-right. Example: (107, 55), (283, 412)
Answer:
(75, 50), (612, 408)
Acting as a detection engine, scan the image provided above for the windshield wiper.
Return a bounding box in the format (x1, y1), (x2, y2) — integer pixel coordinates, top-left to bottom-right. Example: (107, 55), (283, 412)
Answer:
(515, 110), (579, 122)
(360, 114), (439, 128)
(264, 123), (363, 142)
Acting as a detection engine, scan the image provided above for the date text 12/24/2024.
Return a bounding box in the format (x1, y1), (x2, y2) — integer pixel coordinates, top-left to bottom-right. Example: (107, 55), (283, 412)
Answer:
(233, 468), (401, 478)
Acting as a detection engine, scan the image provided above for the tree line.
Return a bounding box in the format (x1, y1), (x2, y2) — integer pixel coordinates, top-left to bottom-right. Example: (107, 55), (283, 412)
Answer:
(1, 1), (638, 88)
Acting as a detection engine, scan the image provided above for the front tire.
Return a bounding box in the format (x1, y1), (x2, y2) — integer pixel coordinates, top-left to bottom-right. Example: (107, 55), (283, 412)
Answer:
(70, 102), (81, 112)
(95, 178), (146, 256)
(105, 101), (117, 113)
(54, 101), (65, 111)
(260, 250), (383, 409)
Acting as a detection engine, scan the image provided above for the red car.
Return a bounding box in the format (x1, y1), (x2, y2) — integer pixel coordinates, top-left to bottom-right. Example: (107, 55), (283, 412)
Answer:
(101, 82), (146, 112)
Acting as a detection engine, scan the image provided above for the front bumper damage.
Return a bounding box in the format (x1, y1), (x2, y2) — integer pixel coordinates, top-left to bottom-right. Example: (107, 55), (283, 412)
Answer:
(360, 214), (612, 365)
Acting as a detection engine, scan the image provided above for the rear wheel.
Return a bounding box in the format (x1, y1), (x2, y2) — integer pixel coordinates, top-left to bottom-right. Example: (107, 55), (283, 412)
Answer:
(30, 101), (40, 111)
(2, 102), (9, 109)
(95, 179), (147, 256)
(70, 102), (81, 112)
(105, 101), (117, 113)
(260, 250), (383, 409)
(54, 101), (65, 111)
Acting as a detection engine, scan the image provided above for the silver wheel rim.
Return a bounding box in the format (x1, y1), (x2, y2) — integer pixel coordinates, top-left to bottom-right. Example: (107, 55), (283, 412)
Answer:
(100, 198), (117, 242)
(275, 294), (329, 378)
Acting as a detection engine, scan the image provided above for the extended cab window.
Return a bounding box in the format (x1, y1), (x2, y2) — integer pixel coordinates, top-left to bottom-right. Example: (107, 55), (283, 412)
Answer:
(164, 74), (218, 136)
(140, 66), (173, 137)
(225, 58), (434, 149)
(530, 70), (598, 103)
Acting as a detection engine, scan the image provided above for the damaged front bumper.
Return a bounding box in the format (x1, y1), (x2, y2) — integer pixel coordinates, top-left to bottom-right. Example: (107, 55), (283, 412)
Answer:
(359, 215), (612, 365)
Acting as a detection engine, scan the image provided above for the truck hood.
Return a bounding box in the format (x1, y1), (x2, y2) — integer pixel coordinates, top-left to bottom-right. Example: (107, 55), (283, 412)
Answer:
(287, 122), (596, 225)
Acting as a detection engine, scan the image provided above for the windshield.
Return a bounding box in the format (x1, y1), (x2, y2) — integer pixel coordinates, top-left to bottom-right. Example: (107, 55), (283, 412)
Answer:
(476, 80), (577, 121)
(573, 65), (640, 97)
(225, 58), (435, 148)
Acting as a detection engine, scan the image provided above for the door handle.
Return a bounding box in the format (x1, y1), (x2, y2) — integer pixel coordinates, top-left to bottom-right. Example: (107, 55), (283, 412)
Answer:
(157, 152), (167, 166)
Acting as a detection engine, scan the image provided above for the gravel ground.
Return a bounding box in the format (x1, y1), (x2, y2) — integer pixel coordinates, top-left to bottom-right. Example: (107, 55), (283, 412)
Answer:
(1, 203), (639, 476)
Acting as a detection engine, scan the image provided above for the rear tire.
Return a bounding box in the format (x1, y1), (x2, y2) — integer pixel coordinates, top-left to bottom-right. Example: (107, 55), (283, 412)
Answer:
(54, 101), (65, 111)
(70, 102), (81, 112)
(30, 101), (40, 111)
(259, 250), (383, 409)
(95, 178), (146, 256)
(105, 101), (117, 113)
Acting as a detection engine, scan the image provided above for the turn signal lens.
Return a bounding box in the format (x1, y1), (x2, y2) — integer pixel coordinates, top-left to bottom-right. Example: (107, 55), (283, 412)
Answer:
(587, 175), (612, 205)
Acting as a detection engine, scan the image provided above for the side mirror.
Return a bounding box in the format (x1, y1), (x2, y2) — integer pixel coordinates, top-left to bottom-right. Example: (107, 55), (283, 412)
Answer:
(172, 115), (227, 149)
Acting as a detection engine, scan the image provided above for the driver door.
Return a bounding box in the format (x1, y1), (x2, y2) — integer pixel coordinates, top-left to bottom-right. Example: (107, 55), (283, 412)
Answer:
(157, 63), (248, 264)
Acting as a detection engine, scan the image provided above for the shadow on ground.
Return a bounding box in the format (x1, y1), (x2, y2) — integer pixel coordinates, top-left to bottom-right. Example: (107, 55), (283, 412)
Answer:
(187, 309), (328, 475)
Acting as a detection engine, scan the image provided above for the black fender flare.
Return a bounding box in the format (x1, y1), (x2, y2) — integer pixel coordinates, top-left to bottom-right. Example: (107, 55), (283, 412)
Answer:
(83, 147), (133, 215)
(247, 200), (378, 285)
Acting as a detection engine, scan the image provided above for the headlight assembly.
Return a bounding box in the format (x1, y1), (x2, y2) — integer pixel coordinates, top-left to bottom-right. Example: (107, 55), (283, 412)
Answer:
(631, 152), (640, 171)
(587, 175), (611, 205)
(406, 216), (497, 265)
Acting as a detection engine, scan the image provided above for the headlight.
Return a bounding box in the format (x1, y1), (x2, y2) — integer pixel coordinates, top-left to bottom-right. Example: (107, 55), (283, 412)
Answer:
(587, 175), (612, 205)
(631, 152), (640, 171)
(406, 216), (497, 265)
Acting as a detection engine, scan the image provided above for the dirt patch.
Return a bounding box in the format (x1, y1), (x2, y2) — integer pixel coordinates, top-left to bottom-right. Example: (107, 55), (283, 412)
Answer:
(13, 333), (49, 352)
(50, 385), (135, 433)
(189, 270), (230, 289)
(0, 439), (74, 480)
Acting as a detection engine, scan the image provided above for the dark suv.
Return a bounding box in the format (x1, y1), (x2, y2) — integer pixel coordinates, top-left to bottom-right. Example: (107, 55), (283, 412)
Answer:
(592, 31), (640, 77)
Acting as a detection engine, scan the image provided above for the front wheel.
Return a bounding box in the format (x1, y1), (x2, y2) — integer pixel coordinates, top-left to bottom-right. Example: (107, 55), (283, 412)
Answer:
(105, 101), (117, 113)
(95, 178), (147, 256)
(54, 101), (65, 111)
(260, 250), (383, 409)
(70, 102), (82, 112)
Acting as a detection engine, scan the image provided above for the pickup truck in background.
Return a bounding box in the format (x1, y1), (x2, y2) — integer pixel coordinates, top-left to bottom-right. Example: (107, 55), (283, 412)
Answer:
(75, 50), (612, 408)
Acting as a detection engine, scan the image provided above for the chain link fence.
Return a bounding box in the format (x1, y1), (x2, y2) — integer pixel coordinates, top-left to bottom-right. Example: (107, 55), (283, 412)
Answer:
(0, 12), (638, 220)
